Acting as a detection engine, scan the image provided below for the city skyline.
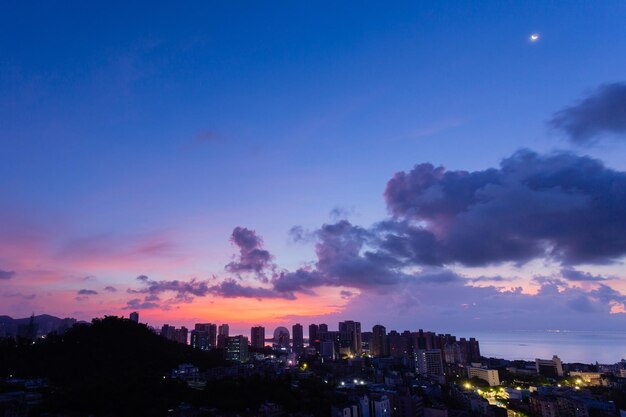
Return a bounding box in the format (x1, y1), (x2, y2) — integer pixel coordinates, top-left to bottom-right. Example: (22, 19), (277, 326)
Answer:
(2, 2), (626, 332)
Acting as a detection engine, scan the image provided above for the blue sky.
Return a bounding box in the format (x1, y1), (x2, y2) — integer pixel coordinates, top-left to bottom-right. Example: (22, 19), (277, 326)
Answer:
(2, 1), (626, 331)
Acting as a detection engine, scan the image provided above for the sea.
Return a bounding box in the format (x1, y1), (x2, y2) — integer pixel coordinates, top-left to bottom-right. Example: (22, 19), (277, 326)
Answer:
(448, 330), (626, 364)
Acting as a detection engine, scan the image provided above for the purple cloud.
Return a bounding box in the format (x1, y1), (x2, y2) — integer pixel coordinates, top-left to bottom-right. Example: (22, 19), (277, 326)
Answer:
(340, 290), (356, 299)
(268, 150), (626, 319)
(560, 267), (611, 282)
(126, 274), (294, 304)
(550, 82), (626, 144)
(383, 150), (626, 266)
(125, 298), (160, 310)
(3, 291), (36, 300)
(273, 220), (405, 293)
(225, 227), (273, 280)
(77, 289), (98, 295)
(322, 270), (626, 331)
(0, 269), (16, 280)
(209, 279), (295, 300)
(104, 286), (117, 292)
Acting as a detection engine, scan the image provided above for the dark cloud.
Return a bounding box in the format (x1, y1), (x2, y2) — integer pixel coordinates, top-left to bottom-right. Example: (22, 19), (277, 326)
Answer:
(136, 275), (149, 282)
(532, 276), (568, 287)
(3, 291), (36, 300)
(273, 269), (325, 294)
(383, 149), (626, 266)
(414, 270), (464, 284)
(126, 275), (294, 304)
(209, 279), (295, 300)
(560, 267), (611, 282)
(550, 82), (626, 144)
(266, 150), (626, 298)
(468, 275), (511, 283)
(273, 221), (405, 293)
(225, 227), (273, 280)
(140, 278), (212, 301)
(340, 290), (356, 299)
(125, 298), (160, 310)
(77, 289), (98, 295)
(104, 286), (117, 292)
(0, 269), (16, 279)
(588, 283), (626, 305)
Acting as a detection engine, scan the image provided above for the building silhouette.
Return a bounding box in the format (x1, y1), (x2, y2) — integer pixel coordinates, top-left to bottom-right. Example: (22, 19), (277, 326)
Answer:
(371, 324), (388, 357)
(292, 323), (304, 355)
(339, 320), (362, 355)
(251, 326), (265, 349)
(190, 323), (217, 350)
(217, 324), (229, 348)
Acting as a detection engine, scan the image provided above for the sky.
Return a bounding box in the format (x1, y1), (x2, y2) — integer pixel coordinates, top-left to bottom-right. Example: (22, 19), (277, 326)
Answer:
(2, 1), (626, 335)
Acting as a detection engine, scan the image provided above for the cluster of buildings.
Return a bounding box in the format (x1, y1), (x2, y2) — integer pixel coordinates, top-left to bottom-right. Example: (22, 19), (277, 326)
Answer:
(151, 314), (503, 390)
(152, 315), (484, 376)
(528, 386), (618, 417)
(142, 313), (625, 417)
(331, 388), (421, 417)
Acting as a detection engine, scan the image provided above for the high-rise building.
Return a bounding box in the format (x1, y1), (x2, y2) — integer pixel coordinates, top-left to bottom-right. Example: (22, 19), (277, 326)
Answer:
(191, 323), (217, 350)
(217, 324), (229, 348)
(339, 320), (362, 355)
(129, 311), (139, 323)
(320, 340), (336, 360)
(161, 324), (188, 345)
(177, 326), (188, 345)
(535, 355), (564, 377)
(225, 335), (249, 362)
(319, 323), (328, 332)
(207, 323), (218, 348)
(361, 331), (372, 354)
(444, 342), (462, 364)
(292, 323), (304, 355)
(251, 326), (265, 349)
(412, 330), (437, 351)
(308, 324), (319, 347)
(371, 325), (388, 357)
(191, 329), (209, 350)
(467, 337), (481, 363)
(160, 324), (176, 340)
(318, 329), (341, 357)
(415, 349), (444, 376)
(387, 330), (411, 358)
